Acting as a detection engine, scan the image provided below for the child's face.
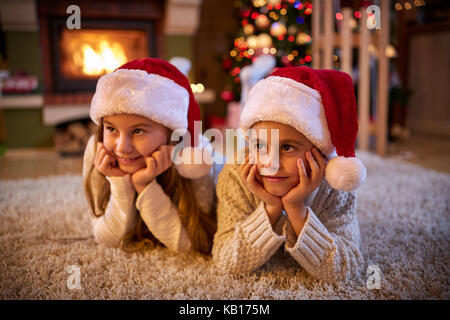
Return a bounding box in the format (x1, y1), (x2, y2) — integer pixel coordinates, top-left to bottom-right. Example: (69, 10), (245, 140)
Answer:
(102, 113), (169, 174)
(250, 121), (316, 197)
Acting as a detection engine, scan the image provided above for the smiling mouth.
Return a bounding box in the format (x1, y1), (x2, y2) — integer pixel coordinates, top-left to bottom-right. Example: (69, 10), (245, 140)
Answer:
(262, 176), (289, 182)
(115, 155), (142, 165)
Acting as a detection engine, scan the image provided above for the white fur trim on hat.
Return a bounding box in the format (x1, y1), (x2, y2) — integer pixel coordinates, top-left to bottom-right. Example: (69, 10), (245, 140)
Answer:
(240, 76), (335, 157)
(90, 69), (189, 130)
(325, 156), (366, 191)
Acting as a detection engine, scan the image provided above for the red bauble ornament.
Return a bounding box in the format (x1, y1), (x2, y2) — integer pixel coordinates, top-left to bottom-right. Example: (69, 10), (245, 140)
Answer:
(220, 90), (234, 102)
(222, 58), (232, 70)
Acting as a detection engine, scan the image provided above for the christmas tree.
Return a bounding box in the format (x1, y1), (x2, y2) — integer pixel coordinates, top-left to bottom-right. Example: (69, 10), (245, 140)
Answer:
(220, 0), (313, 103)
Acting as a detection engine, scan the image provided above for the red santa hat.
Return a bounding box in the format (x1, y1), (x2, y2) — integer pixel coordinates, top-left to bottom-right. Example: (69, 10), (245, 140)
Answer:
(90, 57), (212, 179)
(240, 66), (366, 191)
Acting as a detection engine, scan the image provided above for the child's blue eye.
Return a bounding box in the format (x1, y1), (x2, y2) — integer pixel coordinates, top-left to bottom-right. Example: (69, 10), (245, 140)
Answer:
(282, 144), (294, 152)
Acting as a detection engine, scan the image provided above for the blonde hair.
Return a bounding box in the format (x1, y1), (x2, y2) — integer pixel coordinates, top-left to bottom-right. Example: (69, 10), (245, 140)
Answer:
(83, 119), (217, 255)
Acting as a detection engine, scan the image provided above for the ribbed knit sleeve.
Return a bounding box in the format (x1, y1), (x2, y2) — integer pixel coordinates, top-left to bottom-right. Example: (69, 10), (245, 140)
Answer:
(212, 164), (285, 274)
(135, 162), (221, 253)
(82, 135), (138, 247)
(136, 180), (192, 253)
(285, 186), (364, 283)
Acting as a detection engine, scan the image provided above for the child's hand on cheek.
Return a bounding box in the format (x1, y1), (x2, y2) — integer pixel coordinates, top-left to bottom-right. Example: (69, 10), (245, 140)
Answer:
(239, 157), (283, 226)
(282, 148), (325, 235)
(131, 145), (174, 194)
(94, 142), (127, 177)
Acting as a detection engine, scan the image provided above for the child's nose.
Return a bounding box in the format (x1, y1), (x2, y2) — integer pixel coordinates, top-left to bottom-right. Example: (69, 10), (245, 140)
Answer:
(116, 135), (133, 154)
(259, 152), (280, 175)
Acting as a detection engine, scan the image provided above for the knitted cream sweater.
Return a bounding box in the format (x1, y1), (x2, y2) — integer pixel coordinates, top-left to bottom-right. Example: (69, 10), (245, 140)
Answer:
(82, 135), (218, 252)
(212, 163), (364, 284)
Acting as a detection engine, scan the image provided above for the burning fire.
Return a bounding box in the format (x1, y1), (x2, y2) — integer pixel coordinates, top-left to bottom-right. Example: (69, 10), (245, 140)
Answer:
(61, 29), (148, 79)
(73, 40), (128, 76)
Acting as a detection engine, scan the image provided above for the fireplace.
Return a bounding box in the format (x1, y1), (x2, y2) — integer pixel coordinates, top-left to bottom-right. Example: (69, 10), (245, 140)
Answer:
(37, 0), (165, 103)
(36, 0), (165, 155)
(51, 19), (153, 93)
(60, 29), (148, 79)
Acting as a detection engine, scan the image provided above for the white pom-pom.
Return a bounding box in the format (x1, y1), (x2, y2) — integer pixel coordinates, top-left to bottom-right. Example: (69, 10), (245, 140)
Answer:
(174, 146), (213, 179)
(325, 156), (366, 191)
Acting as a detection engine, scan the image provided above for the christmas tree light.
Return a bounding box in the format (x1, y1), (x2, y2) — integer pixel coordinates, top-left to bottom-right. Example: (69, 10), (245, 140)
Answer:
(221, 0), (313, 102)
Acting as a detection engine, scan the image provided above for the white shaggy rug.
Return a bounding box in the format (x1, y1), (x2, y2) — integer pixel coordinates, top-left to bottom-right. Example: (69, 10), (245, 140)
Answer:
(0, 151), (449, 300)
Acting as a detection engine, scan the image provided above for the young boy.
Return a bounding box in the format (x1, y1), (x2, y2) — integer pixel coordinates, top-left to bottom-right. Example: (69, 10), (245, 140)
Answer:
(212, 66), (367, 284)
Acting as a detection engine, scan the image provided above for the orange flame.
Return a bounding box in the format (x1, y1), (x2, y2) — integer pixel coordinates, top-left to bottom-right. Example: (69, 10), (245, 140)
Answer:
(73, 40), (128, 76)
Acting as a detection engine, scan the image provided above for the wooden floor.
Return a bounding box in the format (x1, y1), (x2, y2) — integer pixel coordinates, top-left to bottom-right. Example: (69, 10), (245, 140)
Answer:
(0, 148), (83, 180)
(385, 133), (450, 174)
(0, 133), (449, 180)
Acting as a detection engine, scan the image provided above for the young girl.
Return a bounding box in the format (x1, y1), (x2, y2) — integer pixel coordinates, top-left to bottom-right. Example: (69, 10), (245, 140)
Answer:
(212, 67), (367, 283)
(83, 58), (217, 255)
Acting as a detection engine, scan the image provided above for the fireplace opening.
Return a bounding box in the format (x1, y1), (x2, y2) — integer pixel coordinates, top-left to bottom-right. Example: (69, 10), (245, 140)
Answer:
(60, 29), (148, 79)
(50, 18), (155, 93)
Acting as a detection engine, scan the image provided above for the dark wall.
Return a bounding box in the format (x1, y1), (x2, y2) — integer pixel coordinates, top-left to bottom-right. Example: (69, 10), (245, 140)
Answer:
(194, 0), (238, 119)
